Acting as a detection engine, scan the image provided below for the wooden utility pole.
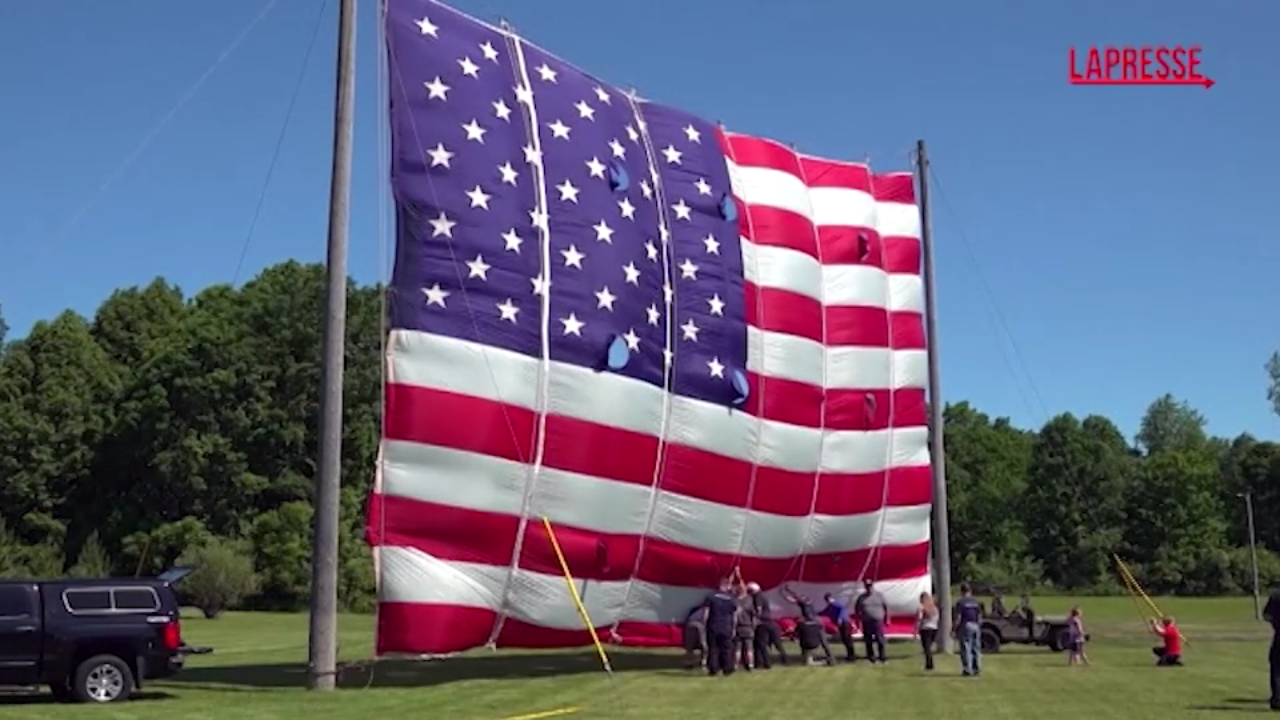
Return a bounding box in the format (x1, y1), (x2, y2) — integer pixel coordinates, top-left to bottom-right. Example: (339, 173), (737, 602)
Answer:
(1243, 491), (1261, 621)
(915, 139), (954, 653)
(307, 0), (356, 692)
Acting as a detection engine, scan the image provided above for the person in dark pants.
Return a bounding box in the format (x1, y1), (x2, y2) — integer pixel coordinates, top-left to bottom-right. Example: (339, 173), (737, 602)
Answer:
(781, 585), (835, 666)
(1147, 616), (1184, 666)
(747, 582), (788, 668)
(855, 580), (889, 664)
(819, 593), (858, 662)
(702, 577), (738, 676)
(1149, 616), (1183, 666)
(681, 604), (707, 670)
(1263, 588), (1278, 711)
(733, 583), (757, 670)
(917, 591), (940, 671)
(953, 583), (984, 676)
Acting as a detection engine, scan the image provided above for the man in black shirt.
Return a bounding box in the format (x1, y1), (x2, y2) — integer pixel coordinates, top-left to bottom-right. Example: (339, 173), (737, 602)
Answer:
(747, 582), (788, 668)
(702, 577), (739, 676)
(1264, 587), (1279, 711)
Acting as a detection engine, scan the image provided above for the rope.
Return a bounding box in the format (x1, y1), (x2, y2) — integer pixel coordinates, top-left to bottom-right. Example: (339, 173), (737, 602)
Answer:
(925, 162), (1048, 423)
(382, 11), (531, 467)
(381, 6), (548, 655)
(231, 0), (333, 285)
(861, 161), (896, 590)
(484, 23), (554, 650)
(608, 91), (679, 642)
(361, 0), (394, 690)
(19, 0), (285, 276)
(767, 141), (821, 590)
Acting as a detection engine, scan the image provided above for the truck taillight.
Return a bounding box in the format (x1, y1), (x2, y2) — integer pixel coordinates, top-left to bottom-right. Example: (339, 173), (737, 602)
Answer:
(162, 620), (182, 651)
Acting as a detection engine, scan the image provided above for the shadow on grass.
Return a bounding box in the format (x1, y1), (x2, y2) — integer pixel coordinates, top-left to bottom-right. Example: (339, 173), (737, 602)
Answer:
(167, 651), (684, 691)
(0, 691), (174, 706)
(1185, 697), (1273, 713)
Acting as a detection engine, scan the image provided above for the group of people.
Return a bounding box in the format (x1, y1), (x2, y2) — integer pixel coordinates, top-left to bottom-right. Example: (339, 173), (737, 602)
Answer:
(684, 576), (1280, 705)
(683, 575), (892, 676)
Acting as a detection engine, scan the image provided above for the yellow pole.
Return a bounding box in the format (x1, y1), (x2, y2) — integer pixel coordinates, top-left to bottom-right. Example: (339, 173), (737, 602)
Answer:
(1115, 555), (1162, 617)
(1114, 554), (1187, 643)
(541, 517), (613, 676)
(1114, 555), (1150, 621)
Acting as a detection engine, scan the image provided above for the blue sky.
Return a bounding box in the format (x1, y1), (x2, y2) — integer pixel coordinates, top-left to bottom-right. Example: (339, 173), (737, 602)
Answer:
(1, 0), (1276, 440)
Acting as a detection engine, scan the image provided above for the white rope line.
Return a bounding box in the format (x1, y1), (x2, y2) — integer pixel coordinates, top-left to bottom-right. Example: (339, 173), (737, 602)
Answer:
(20, 0), (284, 274)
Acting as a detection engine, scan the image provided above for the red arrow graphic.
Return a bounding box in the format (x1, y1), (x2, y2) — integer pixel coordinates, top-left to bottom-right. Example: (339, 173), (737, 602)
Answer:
(1069, 76), (1215, 89)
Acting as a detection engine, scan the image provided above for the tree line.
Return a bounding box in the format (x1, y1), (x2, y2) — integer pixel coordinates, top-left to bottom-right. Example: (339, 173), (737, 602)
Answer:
(1, 261), (1279, 615)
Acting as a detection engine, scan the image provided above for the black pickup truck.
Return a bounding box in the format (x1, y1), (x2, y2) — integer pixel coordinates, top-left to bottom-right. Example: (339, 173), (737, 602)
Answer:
(0, 568), (211, 703)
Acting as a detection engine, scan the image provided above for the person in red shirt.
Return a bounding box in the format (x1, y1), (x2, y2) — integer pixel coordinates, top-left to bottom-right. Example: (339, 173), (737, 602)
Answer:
(1149, 616), (1183, 666)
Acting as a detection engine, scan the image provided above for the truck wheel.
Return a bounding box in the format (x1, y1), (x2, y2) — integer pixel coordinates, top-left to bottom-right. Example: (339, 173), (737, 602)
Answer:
(72, 654), (135, 703)
(980, 627), (1001, 653)
(1049, 627), (1069, 652)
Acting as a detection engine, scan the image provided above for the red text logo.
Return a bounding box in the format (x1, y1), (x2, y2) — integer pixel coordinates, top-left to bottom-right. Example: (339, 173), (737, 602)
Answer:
(1069, 45), (1214, 89)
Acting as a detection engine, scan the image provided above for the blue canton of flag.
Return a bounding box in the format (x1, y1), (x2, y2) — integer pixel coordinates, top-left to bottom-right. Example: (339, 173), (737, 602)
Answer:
(386, 0), (748, 406)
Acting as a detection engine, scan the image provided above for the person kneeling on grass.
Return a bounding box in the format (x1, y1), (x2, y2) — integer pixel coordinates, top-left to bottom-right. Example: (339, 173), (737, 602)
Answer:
(1150, 616), (1183, 666)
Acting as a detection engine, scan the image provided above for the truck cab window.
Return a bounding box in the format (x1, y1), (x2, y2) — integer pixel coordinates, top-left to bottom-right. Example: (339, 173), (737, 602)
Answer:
(113, 588), (160, 612)
(63, 589), (112, 612)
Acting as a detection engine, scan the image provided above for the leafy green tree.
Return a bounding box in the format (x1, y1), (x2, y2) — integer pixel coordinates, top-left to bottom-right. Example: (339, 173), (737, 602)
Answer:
(1122, 450), (1228, 592)
(0, 302), (8, 346)
(942, 402), (1034, 581)
(249, 500), (314, 609)
(68, 532), (113, 578)
(338, 487), (375, 612)
(1136, 394), (1208, 456)
(1022, 413), (1130, 589)
(0, 518), (64, 578)
(121, 517), (215, 577)
(1220, 437), (1280, 552)
(1267, 352), (1280, 417)
(0, 312), (121, 544)
(178, 538), (260, 618)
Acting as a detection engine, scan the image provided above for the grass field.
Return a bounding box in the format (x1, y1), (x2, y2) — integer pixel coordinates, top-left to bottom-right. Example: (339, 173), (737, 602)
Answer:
(1, 597), (1275, 719)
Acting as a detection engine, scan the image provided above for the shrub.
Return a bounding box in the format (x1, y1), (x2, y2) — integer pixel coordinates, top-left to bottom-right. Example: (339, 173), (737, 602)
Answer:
(178, 538), (260, 619)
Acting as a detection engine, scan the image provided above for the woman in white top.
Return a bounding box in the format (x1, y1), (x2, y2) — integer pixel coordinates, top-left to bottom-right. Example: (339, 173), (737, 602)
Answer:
(917, 591), (940, 670)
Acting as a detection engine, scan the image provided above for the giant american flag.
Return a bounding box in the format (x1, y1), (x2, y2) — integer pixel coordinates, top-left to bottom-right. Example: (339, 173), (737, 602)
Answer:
(368, 0), (934, 655)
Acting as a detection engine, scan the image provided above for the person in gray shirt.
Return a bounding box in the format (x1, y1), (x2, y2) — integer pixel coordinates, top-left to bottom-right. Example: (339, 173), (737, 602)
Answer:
(855, 579), (889, 663)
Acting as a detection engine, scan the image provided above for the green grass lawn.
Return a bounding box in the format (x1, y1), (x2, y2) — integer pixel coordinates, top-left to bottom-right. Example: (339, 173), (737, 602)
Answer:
(2, 597), (1275, 719)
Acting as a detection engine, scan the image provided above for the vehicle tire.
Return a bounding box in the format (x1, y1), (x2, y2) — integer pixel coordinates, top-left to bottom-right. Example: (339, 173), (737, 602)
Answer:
(72, 654), (135, 703)
(980, 627), (1001, 653)
(1049, 627), (1070, 652)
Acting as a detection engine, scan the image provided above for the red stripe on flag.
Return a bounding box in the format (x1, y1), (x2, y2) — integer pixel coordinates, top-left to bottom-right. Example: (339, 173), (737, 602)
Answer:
(374, 602), (922, 655)
(383, 383), (932, 518)
(369, 493), (930, 589)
